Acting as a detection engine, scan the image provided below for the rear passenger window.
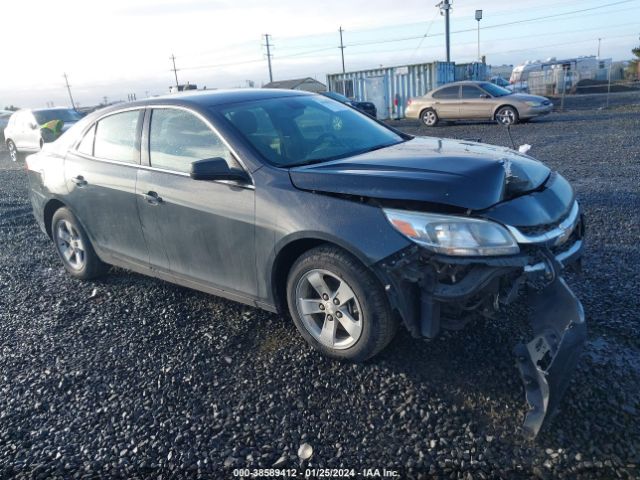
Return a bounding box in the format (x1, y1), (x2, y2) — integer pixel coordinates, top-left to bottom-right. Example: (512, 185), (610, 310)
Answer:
(77, 125), (96, 156)
(433, 86), (459, 99)
(94, 111), (140, 163)
(149, 108), (236, 174)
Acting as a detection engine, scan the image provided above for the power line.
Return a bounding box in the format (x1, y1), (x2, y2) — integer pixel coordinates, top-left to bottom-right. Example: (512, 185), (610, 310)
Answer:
(174, 2), (638, 75)
(345, 0), (638, 48)
(409, 8), (440, 60)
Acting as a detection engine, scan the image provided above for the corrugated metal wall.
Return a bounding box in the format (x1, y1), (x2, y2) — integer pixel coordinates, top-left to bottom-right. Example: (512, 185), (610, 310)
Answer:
(454, 63), (491, 82)
(327, 62), (455, 120)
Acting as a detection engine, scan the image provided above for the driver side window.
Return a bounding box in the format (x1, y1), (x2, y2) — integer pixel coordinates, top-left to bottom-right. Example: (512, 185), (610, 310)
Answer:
(149, 108), (237, 174)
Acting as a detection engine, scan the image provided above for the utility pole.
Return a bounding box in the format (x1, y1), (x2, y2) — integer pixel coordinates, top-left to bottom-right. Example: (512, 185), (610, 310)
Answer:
(170, 54), (179, 88)
(63, 73), (76, 110)
(438, 0), (452, 62)
(597, 38), (602, 58)
(339, 26), (347, 95)
(264, 34), (274, 83)
(475, 10), (483, 62)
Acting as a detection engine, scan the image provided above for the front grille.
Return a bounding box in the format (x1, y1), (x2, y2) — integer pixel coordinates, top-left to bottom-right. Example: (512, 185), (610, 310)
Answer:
(516, 202), (576, 237)
(551, 225), (581, 255)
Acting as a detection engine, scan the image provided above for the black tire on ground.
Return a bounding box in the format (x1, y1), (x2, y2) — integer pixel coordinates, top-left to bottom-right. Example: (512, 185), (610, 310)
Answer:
(286, 245), (397, 362)
(420, 108), (439, 127)
(51, 207), (107, 280)
(6, 140), (20, 162)
(495, 106), (519, 125)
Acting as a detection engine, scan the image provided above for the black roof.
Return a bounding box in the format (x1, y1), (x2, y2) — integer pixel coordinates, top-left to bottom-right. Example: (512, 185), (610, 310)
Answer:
(141, 88), (311, 107)
(82, 89), (316, 124)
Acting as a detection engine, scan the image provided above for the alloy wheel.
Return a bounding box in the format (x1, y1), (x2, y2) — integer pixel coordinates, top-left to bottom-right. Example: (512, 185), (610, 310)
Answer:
(295, 269), (363, 349)
(7, 142), (17, 162)
(422, 110), (437, 126)
(55, 219), (86, 270)
(496, 107), (516, 125)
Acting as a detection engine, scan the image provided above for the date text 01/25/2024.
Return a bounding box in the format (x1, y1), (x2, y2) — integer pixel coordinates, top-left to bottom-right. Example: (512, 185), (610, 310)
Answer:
(232, 468), (400, 478)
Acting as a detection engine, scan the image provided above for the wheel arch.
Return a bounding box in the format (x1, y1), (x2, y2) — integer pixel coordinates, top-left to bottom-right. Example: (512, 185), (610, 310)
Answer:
(43, 199), (67, 239)
(419, 106), (437, 118)
(270, 234), (373, 315)
(493, 103), (519, 119)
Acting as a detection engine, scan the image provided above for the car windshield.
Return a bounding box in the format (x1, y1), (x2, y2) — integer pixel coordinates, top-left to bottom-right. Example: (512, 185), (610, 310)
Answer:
(215, 95), (404, 167)
(34, 109), (82, 124)
(480, 83), (512, 97)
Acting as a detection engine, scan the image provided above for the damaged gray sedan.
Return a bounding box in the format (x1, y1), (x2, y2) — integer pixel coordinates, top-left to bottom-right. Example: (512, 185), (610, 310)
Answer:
(25, 89), (585, 438)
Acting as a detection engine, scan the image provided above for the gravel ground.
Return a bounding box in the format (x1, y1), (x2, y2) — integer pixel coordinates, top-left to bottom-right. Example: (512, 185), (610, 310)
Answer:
(1, 93), (639, 479)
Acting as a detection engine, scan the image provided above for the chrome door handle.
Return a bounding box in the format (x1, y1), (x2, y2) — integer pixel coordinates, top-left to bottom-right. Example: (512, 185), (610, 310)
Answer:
(142, 191), (163, 205)
(71, 175), (87, 187)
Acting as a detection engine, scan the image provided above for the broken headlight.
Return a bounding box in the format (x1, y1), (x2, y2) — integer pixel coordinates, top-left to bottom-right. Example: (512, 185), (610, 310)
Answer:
(383, 209), (520, 256)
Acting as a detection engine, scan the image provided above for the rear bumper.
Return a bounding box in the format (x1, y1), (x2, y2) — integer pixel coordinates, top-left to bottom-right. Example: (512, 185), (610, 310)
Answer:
(375, 210), (586, 437)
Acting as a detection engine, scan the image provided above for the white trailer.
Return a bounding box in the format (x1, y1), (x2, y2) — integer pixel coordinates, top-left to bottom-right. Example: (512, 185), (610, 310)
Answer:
(509, 56), (612, 93)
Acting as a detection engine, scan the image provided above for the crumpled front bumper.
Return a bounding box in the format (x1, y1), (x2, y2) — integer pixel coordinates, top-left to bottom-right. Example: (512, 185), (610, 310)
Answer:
(515, 255), (586, 438)
(376, 209), (586, 438)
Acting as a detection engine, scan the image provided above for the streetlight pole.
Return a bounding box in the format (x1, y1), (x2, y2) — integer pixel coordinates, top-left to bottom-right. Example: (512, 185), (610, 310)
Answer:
(475, 10), (483, 62)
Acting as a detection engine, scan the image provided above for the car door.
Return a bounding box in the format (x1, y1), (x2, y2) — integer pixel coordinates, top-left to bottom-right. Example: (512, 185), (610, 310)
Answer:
(431, 85), (461, 119)
(136, 106), (257, 298)
(64, 109), (150, 267)
(460, 85), (493, 119)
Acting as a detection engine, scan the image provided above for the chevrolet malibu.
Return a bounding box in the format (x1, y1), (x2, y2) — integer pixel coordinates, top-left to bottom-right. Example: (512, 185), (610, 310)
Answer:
(405, 81), (553, 127)
(26, 89), (585, 437)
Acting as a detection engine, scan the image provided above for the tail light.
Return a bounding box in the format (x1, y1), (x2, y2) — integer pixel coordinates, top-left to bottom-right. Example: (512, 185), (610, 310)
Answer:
(407, 99), (413, 106)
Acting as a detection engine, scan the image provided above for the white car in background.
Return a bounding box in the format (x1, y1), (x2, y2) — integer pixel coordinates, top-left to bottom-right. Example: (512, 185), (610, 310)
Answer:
(4, 108), (82, 161)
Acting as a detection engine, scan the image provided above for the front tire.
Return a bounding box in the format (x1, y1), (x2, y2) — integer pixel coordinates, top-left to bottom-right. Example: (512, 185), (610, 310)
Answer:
(286, 245), (397, 361)
(420, 108), (439, 127)
(495, 106), (519, 125)
(6, 140), (19, 162)
(52, 207), (107, 280)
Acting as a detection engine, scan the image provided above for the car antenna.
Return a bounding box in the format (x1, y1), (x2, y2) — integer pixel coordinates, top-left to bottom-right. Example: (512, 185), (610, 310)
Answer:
(504, 124), (516, 150)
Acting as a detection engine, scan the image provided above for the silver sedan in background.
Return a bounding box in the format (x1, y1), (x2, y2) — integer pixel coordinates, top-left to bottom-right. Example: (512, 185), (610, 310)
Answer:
(406, 81), (553, 127)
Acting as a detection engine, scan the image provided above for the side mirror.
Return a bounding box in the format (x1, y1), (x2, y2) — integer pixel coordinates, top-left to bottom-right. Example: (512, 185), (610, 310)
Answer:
(479, 94), (490, 99)
(190, 157), (250, 183)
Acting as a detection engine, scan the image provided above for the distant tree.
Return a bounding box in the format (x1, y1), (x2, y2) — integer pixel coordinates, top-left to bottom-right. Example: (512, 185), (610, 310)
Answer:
(4, 105), (19, 111)
(627, 44), (640, 80)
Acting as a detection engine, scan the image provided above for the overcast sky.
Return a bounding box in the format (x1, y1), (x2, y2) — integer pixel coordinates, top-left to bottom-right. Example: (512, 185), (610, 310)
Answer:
(2, 0), (638, 108)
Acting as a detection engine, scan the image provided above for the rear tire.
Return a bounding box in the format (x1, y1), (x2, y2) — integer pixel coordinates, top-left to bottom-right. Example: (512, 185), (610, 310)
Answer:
(286, 245), (397, 362)
(6, 140), (19, 162)
(420, 108), (439, 127)
(52, 207), (107, 280)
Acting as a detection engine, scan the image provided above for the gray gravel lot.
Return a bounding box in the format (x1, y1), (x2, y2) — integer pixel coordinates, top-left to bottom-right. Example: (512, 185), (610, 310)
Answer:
(1, 93), (639, 479)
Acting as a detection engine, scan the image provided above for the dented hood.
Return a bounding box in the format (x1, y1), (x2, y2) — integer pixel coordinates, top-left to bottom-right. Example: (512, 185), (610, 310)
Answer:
(289, 137), (550, 211)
